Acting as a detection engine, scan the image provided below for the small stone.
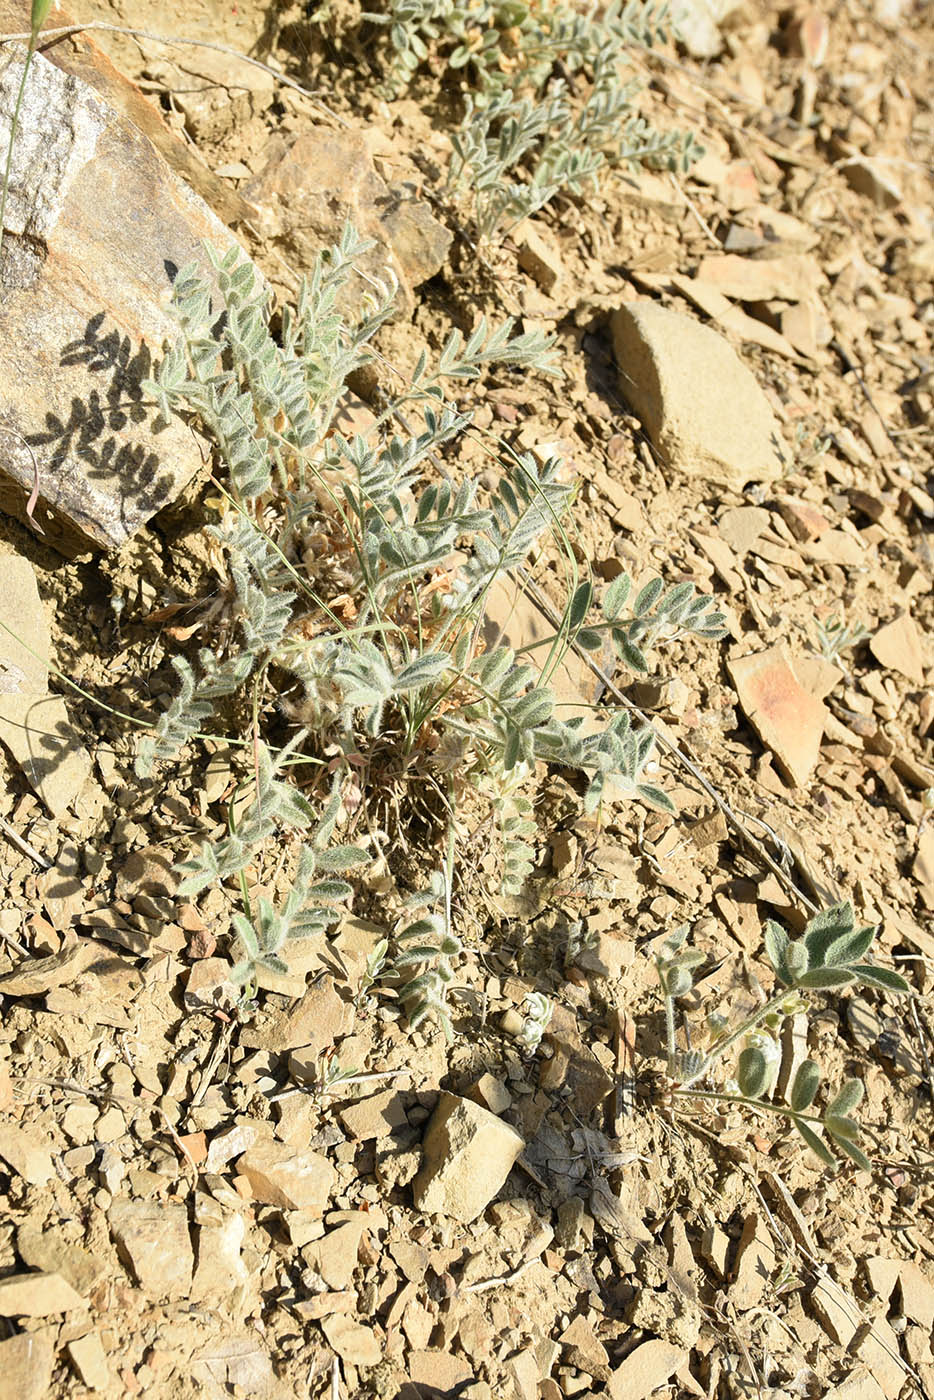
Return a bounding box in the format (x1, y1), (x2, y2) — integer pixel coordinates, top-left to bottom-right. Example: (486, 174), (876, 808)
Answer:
(0, 941), (92, 997)
(408, 1350), (475, 1392)
(828, 1370), (886, 1400)
(852, 1312), (909, 1398)
(302, 1219), (368, 1290)
(729, 645), (826, 787)
(0, 1271), (86, 1316)
(560, 1314), (610, 1378)
(787, 7), (830, 64)
(840, 154), (902, 208)
(467, 1073), (512, 1116)
(320, 1314), (382, 1368)
(412, 1092), (525, 1224)
(701, 1225), (731, 1280)
(17, 1224), (105, 1297)
(896, 1260), (934, 1330)
(184, 957), (238, 1012)
(0, 1123), (54, 1186)
(241, 978), (352, 1053)
(337, 1089), (409, 1141)
(731, 1212), (775, 1309)
(66, 1333), (110, 1391)
(717, 505), (771, 555)
(608, 1339), (688, 1400)
(611, 302), (783, 490)
(236, 1141), (337, 1212)
(0, 1331), (54, 1400)
(516, 220), (564, 294)
(191, 1208), (250, 1309)
(870, 613), (926, 686)
(108, 1199), (194, 1301)
(696, 252), (824, 304)
(810, 1275), (862, 1346)
(778, 498), (830, 541)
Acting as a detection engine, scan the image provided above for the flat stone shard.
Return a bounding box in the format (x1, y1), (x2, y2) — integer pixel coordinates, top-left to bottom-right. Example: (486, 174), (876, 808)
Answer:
(236, 1141), (338, 1212)
(0, 46), (245, 554)
(728, 645), (826, 787)
(412, 1091), (525, 1224)
(108, 1199), (194, 1300)
(611, 301), (783, 489)
(608, 1339), (688, 1400)
(0, 1271), (86, 1316)
(0, 1122), (54, 1187)
(870, 612), (926, 686)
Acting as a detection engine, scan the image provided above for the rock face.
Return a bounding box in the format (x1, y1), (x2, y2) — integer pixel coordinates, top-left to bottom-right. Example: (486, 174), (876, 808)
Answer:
(0, 45), (245, 554)
(412, 1092), (525, 1224)
(611, 302), (784, 490)
(243, 128), (452, 316)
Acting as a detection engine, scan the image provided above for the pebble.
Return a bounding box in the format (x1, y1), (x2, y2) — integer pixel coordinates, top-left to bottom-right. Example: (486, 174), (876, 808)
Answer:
(412, 1093), (525, 1224)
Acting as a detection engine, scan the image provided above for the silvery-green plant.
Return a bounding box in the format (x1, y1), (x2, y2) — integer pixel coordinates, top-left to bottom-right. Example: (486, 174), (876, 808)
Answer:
(391, 870), (461, 1040)
(362, 0), (699, 240)
(140, 229), (725, 1013)
(815, 613), (872, 667)
(518, 991), (553, 1051)
(658, 903), (910, 1171)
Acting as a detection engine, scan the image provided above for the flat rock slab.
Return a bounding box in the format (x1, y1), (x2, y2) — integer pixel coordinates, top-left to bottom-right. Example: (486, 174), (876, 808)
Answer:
(108, 1199), (194, 1301)
(870, 611), (926, 685)
(728, 645), (826, 787)
(0, 1332), (54, 1400)
(611, 301), (784, 490)
(0, 45), (244, 554)
(608, 1339), (688, 1400)
(236, 1140), (337, 1212)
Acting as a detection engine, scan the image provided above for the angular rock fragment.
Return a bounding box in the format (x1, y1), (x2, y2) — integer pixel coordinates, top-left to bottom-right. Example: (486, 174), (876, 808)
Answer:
(0, 1271), (86, 1316)
(870, 612), (926, 686)
(108, 1199), (194, 1300)
(608, 1339), (688, 1400)
(236, 1140), (337, 1212)
(337, 1089), (409, 1141)
(243, 128), (451, 316)
(320, 1314), (382, 1368)
(611, 302), (783, 489)
(728, 645), (826, 787)
(0, 45), (245, 553)
(412, 1092), (524, 1224)
(0, 941), (92, 997)
(0, 1122), (54, 1186)
(66, 1332), (110, 1391)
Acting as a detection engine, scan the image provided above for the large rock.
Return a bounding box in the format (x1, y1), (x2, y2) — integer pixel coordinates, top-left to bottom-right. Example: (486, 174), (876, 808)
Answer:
(611, 302), (784, 490)
(0, 1331), (54, 1400)
(243, 128), (452, 316)
(0, 44), (246, 554)
(108, 1199), (194, 1300)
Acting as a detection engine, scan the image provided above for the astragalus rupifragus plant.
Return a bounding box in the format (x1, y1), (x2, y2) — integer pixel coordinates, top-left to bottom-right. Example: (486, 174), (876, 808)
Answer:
(657, 903), (910, 1171)
(139, 227), (724, 1031)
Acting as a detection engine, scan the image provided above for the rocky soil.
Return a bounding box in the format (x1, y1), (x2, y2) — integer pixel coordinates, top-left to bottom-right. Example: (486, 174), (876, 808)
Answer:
(0, 0), (933, 1397)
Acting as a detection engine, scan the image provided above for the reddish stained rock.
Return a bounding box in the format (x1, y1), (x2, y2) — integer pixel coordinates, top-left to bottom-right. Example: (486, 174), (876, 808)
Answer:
(728, 646), (826, 787)
(778, 498), (831, 541)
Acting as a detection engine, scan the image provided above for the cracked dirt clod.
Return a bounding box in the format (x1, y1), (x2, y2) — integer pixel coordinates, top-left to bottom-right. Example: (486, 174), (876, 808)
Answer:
(411, 1092), (525, 1224)
(610, 300), (784, 489)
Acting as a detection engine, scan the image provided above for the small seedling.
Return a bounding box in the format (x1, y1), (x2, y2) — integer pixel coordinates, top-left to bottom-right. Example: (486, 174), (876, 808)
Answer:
(657, 902), (910, 1170)
(518, 991), (553, 1051)
(815, 613), (872, 666)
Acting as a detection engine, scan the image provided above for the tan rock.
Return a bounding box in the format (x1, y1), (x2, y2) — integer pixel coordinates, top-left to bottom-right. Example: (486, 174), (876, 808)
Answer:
(778, 498), (830, 541)
(896, 1260), (934, 1330)
(244, 128), (450, 317)
(184, 957), (238, 1012)
(0, 1331), (54, 1400)
(320, 1314), (382, 1368)
(870, 613), (926, 686)
(408, 1350), (474, 1392)
(0, 47), (243, 554)
(560, 1314), (610, 1378)
(611, 302), (783, 490)
(696, 252), (824, 303)
(108, 1199), (194, 1300)
(828, 1370), (886, 1400)
(731, 1212), (776, 1309)
(241, 978), (352, 1054)
(191, 1207), (250, 1309)
(0, 941), (93, 998)
(302, 1219), (368, 1290)
(0, 1123), (54, 1186)
(412, 1092), (525, 1224)
(0, 1271), (86, 1316)
(516, 220), (564, 294)
(66, 1332), (110, 1391)
(728, 645), (826, 787)
(17, 1224), (105, 1296)
(608, 1339), (688, 1400)
(338, 1089), (409, 1141)
(809, 1274), (862, 1346)
(467, 1073), (512, 1116)
(717, 504), (770, 555)
(853, 1312), (910, 1398)
(236, 1140), (337, 1212)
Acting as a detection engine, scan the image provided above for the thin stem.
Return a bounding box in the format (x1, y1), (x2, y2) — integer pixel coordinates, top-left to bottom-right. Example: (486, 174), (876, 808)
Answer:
(679, 992), (788, 1089)
(664, 993), (678, 1074)
(675, 1086), (823, 1129)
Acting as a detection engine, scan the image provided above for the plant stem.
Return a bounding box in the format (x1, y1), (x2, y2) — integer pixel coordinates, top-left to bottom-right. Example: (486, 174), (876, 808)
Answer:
(674, 1086), (823, 1128)
(664, 992), (678, 1075)
(678, 991), (789, 1089)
